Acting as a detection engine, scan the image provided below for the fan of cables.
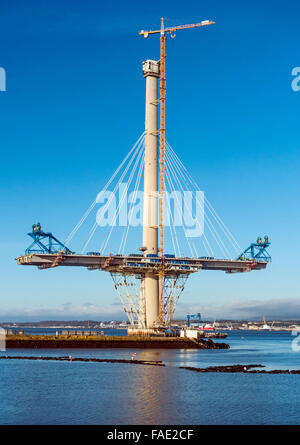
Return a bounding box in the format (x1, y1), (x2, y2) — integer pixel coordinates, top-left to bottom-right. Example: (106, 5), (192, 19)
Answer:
(165, 141), (243, 259)
(64, 133), (243, 260)
(64, 133), (145, 255)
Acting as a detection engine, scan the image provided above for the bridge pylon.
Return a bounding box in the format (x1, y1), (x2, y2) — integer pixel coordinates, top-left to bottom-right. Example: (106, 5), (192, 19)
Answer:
(139, 60), (160, 329)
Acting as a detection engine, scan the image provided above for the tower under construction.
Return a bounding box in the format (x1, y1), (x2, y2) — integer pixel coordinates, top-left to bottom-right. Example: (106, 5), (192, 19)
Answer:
(16, 18), (271, 333)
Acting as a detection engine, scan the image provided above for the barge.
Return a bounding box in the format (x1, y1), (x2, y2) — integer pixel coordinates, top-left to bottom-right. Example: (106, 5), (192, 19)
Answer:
(5, 334), (229, 349)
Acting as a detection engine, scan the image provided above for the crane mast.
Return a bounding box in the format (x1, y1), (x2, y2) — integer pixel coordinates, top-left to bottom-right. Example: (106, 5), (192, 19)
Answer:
(139, 17), (215, 326)
(159, 17), (166, 323)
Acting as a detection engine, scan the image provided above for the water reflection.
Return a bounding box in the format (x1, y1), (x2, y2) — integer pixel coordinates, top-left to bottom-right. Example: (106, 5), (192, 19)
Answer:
(2, 331), (300, 424)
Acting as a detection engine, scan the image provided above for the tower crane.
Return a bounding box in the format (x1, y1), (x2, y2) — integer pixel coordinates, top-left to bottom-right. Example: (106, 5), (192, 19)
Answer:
(139, 18), (215, 324)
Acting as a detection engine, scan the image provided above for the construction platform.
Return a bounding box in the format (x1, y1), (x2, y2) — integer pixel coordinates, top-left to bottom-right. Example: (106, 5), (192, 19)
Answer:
(16, 252), (268, 274)
(5, 334), (229, 349)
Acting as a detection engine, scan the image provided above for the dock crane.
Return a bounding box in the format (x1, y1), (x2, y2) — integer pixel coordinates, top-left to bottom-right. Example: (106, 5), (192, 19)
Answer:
(187, 313), (202, 328)
(139, 18), (215, 323)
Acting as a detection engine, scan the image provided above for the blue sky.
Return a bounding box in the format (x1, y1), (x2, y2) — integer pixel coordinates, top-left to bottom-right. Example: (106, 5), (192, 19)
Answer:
(0, 0), (299, 321)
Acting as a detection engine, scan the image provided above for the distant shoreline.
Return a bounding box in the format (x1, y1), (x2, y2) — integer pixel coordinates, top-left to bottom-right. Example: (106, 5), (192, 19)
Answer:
(1, 323), (299, 332)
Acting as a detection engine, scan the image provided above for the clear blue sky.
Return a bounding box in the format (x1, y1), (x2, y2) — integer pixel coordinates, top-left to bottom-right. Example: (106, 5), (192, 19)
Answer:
(0, 0), (299, 321)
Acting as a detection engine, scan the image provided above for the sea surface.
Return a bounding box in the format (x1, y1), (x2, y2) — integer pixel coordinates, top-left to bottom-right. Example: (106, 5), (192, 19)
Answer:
(1, 329), (300, 425)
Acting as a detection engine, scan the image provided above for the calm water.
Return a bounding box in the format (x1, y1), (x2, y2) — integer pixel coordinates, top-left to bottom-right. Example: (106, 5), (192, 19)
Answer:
(1, 330), (300, 425)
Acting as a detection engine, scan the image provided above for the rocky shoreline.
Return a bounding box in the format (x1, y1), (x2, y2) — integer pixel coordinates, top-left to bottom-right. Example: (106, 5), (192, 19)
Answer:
(180, 364), (300, 374)
(0, 355), (165, 366)
(1, 357), (299, 373)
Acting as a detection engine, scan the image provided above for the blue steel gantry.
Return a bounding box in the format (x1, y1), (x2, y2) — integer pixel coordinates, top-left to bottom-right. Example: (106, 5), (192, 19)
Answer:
(237, 236), (271, 262)
(25, 224), (72, 255)
(187, 313), (202, 327)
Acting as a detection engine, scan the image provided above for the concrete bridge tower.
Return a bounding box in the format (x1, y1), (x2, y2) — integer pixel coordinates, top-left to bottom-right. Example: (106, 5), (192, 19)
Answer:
(139, 60), (160, 328)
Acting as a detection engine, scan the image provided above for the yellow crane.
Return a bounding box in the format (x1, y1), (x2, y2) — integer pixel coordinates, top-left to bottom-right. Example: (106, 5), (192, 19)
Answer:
(139, 18), (215, 324)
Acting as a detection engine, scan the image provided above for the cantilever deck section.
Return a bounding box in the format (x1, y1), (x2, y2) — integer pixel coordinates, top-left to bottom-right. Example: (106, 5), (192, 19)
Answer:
(16, 252), (268, 274)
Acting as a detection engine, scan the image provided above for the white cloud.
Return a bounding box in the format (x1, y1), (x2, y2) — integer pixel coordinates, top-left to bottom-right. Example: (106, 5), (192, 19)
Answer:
(0, 302), (125, 322)
(1, 298), (300, 322)
(175, 298), (300, 320)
